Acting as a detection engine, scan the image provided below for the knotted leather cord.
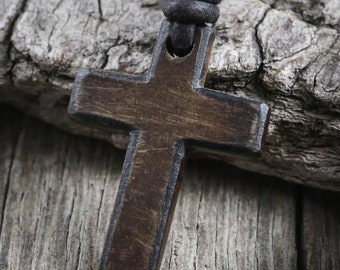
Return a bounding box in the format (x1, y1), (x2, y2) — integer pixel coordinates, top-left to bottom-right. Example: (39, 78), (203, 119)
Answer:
(162, 0), (221, 56)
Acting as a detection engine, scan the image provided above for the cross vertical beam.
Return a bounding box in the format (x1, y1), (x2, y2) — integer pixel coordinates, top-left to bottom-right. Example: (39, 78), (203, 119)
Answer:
(101, 131), (184, 269)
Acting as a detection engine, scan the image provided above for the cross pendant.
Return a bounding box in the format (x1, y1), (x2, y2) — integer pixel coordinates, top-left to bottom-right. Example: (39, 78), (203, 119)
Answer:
(68, 20), (270, 270)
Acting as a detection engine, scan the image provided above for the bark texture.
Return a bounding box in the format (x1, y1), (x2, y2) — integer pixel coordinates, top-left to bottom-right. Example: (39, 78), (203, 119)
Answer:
(0, 0), (339, 190)
(1, 105), (340, 270)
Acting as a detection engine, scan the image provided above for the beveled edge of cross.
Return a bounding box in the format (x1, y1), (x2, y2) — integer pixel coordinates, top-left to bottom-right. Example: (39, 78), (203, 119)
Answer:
(68, 19), (270, 155)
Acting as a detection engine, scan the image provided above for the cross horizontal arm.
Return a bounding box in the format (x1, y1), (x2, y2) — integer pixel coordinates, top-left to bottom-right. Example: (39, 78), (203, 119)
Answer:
(68, 68), (150, 132)
(182, 87), (270, 154)
(68, 20), (270, 156)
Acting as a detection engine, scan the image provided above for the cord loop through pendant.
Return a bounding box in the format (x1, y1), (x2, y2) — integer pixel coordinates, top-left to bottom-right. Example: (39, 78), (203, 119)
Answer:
(162, 0), (222, 56)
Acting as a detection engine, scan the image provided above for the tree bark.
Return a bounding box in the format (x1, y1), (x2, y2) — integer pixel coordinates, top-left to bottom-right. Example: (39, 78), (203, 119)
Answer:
(0, 0), (339, 190)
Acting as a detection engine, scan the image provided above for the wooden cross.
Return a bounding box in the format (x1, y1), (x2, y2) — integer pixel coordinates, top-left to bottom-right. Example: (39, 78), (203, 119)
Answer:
(68, 20), (270, 270)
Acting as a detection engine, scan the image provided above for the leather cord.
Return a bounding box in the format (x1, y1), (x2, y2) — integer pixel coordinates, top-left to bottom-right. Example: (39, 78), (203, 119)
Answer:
(162, 0), (221, 56)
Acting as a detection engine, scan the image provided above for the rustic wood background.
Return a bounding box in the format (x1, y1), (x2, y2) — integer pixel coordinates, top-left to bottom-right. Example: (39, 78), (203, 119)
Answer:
(0, 0), (339, 269)
(1, 104), (339, 269)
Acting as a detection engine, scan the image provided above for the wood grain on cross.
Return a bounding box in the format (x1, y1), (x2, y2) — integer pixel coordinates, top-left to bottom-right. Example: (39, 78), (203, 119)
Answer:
(68, 20), (270, 270)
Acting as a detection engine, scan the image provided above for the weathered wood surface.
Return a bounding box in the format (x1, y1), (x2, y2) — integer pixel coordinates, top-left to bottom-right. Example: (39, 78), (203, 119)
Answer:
(300, 188), (340, 270)
(0, 0), (339, 191)
(1, 105), (339, 269)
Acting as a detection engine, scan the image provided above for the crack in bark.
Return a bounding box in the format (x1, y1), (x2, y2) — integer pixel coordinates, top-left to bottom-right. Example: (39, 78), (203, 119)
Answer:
(100, 44), (118, 69)
(47, 21), (57, 53)
(253, 7), (271, 88)
(141, 1), (160, 8)
(4, 0), (28, 85)
(52, 0), (63, 14)
(254, 8), (271, 66)
(97, 0), (103, 20)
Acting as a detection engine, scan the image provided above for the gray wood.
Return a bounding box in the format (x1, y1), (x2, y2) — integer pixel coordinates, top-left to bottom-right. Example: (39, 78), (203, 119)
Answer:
(162, 163), (297, 270)
(0, 105), (298, 269)
(0, 106), (122, 269)
(0, 107), (23, 268)
(300, 188), (340, 270)
(0, 0), (339, 190)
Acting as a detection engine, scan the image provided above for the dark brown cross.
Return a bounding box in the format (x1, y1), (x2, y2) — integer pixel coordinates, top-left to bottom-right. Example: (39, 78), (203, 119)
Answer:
(68, 20), (270, 270)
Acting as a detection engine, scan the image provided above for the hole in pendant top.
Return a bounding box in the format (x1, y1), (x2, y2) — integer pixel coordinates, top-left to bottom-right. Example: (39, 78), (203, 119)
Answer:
(166, 36), (194, 57)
